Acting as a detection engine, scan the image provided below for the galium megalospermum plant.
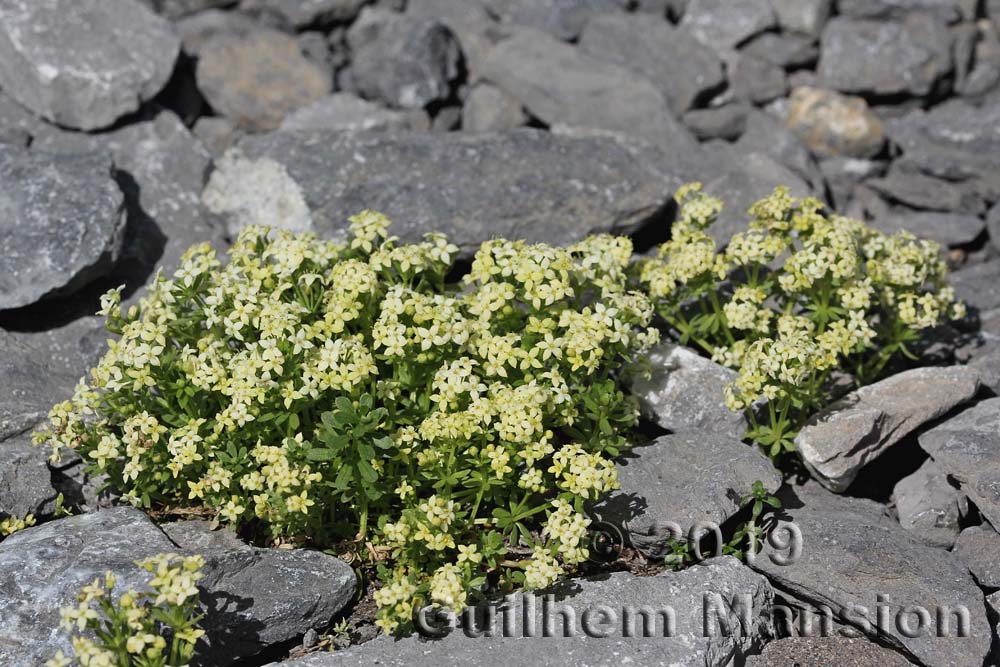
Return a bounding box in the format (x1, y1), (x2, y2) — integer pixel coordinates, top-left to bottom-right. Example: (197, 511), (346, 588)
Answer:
(48, 553), (205, 667)
(638, 184), (965, 457)
(36, 211), (659, 633)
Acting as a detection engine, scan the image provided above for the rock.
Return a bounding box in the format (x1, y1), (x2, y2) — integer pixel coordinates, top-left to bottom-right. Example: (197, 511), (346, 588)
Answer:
(142, 0), (232, 18)
(631, 342), (746, 440)
(969, 344), (1000, 394)
(0, 432), (60, 520)
(989, 202), (1000, 251)
(486, 0), (626, 41)
(203, 150), (313, 238)
(837, 0), (962, 23)
(703, 152), (814, 246)
(7, 316), (108, 383)
(431, 106), (462, 132)
(749, 636), (919, 666)
(873, 209), (985, 248)
(267, 557), (774, 667)
(461, 84), (528, 131)
(0, 0), (179, 130)
(819, 157), (887, 209)
(193, 116), (241, 158)
(951, 259), (1000, 313)
(679, 0), (776, 51)
(891, 458), (967, 548)
(818, 15), (954, 98)
(0, 148), (127, 311)
(163, 520), (253, 553)
(768, 0), (832, 36)
(404, 0), (502, 82)
(196, 29), (331, 131)
(0, 508), (356, 667)
(280, 93), (429, 133)
(750, 487), (992, 667)
(725, 52), (789, 105)
(174, 9), (261, 56)
(954, 525), (1000, 588)
(957, 27), (1000, 99)
(795, 366), (980, 492)
(228, 127), (682, 255)
(481, 28), (698, 155)
(734, 110), (824, 191)
(740, 32), (819, 69)
(682, 104), (749, 141)
(866, 167), (985, 215)
(238, 0), (367, 27)
(578, 13), (725, 114)
(919, 397), (1000, 529)
(786, 86), (885, 159)
(0, 331), (76, 440)
(346, 9), (461, 110)
(592, 433), (780, 557)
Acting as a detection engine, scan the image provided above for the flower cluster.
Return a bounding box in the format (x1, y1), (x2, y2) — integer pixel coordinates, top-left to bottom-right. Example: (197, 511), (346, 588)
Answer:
(638, 184), (964, 457)
(0, 512), (35, 538)
(37, 213), (657, 634)
(49, 554), (205, 667)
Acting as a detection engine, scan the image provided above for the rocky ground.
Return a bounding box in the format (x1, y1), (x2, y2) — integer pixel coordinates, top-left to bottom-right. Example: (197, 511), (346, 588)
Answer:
(2, 0), (1000, 665)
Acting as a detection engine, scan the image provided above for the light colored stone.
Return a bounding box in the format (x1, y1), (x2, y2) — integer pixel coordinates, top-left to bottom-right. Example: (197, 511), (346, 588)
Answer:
(954, 525), (1000, 588)
(892, 458), (967, 548)
(461, 84), (528, 131)
(786, 86), (885, 159)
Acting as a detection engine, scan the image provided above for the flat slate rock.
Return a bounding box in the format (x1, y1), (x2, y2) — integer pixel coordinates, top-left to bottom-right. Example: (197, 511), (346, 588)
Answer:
(486, 0), (626, 41)
(0, 0), (179, 130)
(462, 84), (528, 132)
(0, 148), (127, 311)
(226, 128), (680, 255)
(480, 28), (698, 155)
(919, 397), (1000, 529)
(268, 556), (774, 667)
(239, 0), (368, 26)
(768, 0), (832, 36)
(872, 209), (984, 248)
(0, 508), (356, 667)
(954, 525), (1000, 588)
(950, 259), (1000, 313)
(591, 433), (781, 558)
(837, 0), (962, 22)
(748, 636), (919, 666)
(734, 110), (824, 191)
(891, 458), (967, 548)
(631, 342), (746, 440)
(280, 93), (429, 133)
(751, 487), (992, 667)
(0, 331), (76, 440)
(679, 0), (776, 51)
(795, 366), (980, 492)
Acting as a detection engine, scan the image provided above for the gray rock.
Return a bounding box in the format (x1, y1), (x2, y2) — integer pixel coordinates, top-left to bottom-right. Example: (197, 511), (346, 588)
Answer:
(795, 366), (981, 492)
(819, 157), (886, 209)
(0, 0), (179, 130)
(748, 636), (920, 666)
(193, 116), (241, 159)
(7, 316), (108, 383)
(0, 508), (356, 667)
(837, 0), (962, 23)
(969, 344), (1000, 394)
(486, 0), (626, 41)
(461, 84), (527, 131)
(679, 0), (776, 50)
(919, 397), (1000, 529)
(163, 520), (253, 553)
(578, 13), (725, 114)
(734, 110), (824, 191)
(867, 167), (985, 215)
(142, 0), (232, 18)
(592, 433), (780, 557)
(818, 15), (954, 97)
(989, 202), (1000, 251)
(280, 93), (429, 133)
(769, 0), (832, 36)
(196, 29), (331, 131)
(725, 52), (789, 105)
(0, 148), (127, 311)
(957, 26), (1000, 99)
(682, 104), (749, 141)
(238, 0), (367, 26)
(228, 127), (682, 255)
(952, 260), (1000, 312)
(174, 8), (261, 56)
(346, 9), (461, 110)
(740, 32), (820, 69)
(954, 525), (1000, 588)
(0, 331), (76, 440)
(431, 106), (462, 132)
(481, 28), (698, 155)
(751, 487), (992, 667)
(631, 342), (746, 440)
(891, 458), (967, 548)
(268, 557), (774, 667)
(873, 209), (985, 248)
(0, 432), (59, 520)
(404, 0), (502, 82)
(786, 86), (885, 159)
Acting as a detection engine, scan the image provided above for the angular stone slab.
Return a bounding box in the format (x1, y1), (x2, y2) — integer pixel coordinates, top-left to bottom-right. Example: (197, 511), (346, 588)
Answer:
(954, 525), (1000, 588)
(795, 366), (980, 492)
(227, 128), (679, 255)
(268, 556), (774, 667)
(919, 397), (1000, 529)
(591, 433), (781, 557)
(891, 458), (967, 548)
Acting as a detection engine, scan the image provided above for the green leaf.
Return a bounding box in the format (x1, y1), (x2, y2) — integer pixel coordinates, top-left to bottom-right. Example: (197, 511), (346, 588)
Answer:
(306, 448), (337, 462)
(356, 459), (378, 483)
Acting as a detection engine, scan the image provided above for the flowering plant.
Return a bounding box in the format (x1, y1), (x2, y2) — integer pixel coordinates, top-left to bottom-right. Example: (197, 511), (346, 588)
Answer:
(36, 212), (658, 633)
(49, 554), (205, 667)
(638, 184), (964, 457)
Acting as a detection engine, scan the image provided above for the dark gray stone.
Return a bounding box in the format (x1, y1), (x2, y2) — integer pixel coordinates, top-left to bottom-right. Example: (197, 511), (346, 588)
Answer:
(486, 0), (626, 41)
(142, 0), (233, 18)
(268, 557), (775, 667)
(867, 167), (986, 215)
(0, 0), (180, 130)
(481, 28), (699, 155)
(578, 13), (725, 114)
(819, 157), (887, 209)
(631, 342), (746, 440)
(404, 0), (502, 82)
(957, 26), (1000, 99)
(748, 636), (920, 666)
(174, 9), (261, 56)
(795, 366), (981, 492)
(346, 9), (461, 110)
(725, 52), (789, 105)
(431, 106), (462, 132)
(0, 432), (59, 520)
(592, 433), (780, 557)
(769, 0), (832, 36)
(872, 209), (985, 248)
(919, 397), (1000, 529)
(223, 128), (681, 255)
(0, 148), (127, 311)
(679, 0), (776, 50)
(7, 316), (108, 383)
(837, 0), (962, 23)
(951, 259), (1000, 312)
(818, 15), (954, 97)
(238, 0), (367, 26)
(786, 86), (885, 159)
(751, 486), (992, 667)
(0, 331), (76, 441)
(163, 520), (253, 553)
(280, 93), (430, 133)
(740, 32), (820, 69)
(193, 116), (241, 159)
(462, 84), (528, 131)
(682, 104), (749, 141)
(891, 458), (967, 548)
(954, 525), (1000, 588)
(734, 110), (824, 191)
(989, 202), (1000, 252)
(196, 29), (332, 131)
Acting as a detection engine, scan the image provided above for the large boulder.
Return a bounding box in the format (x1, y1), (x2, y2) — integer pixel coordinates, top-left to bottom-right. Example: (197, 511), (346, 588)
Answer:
(0, 0), (179, 130)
